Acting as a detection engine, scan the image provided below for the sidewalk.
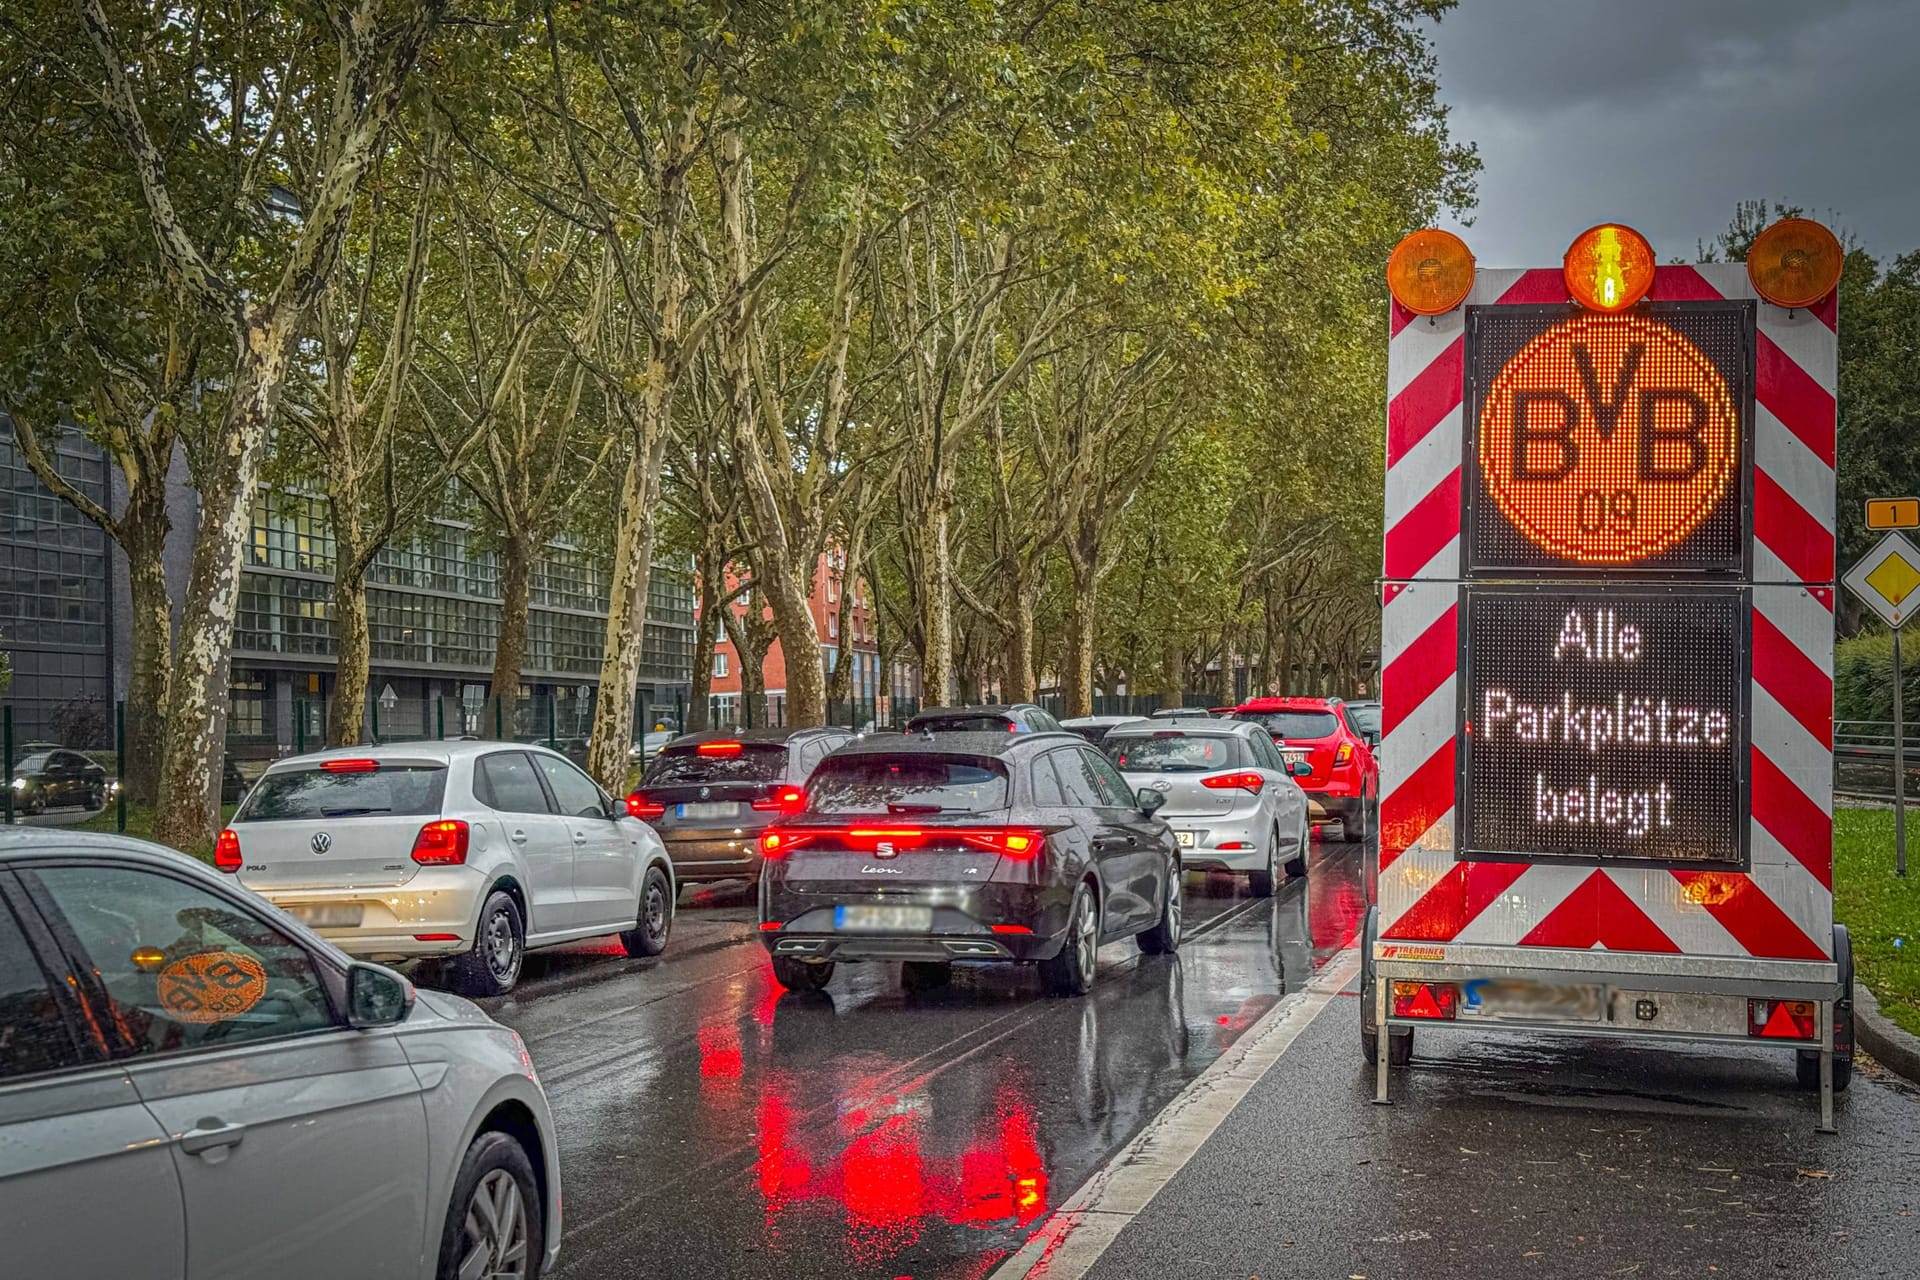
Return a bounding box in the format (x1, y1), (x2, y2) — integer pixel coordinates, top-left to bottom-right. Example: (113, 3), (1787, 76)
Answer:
(998, 964), (1919, 1280)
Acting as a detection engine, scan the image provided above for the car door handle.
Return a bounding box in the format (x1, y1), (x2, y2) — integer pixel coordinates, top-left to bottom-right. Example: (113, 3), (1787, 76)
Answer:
(179, 1118), (247, 1157)
(510, 829), (529, 843)
(572, 831), (588, 843)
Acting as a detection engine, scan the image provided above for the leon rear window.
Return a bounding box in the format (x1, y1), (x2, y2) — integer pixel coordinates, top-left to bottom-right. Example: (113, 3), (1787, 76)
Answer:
(808, 755), (1010, 815)
(234, 766), (448, 821)
(646, 744), (789, 785)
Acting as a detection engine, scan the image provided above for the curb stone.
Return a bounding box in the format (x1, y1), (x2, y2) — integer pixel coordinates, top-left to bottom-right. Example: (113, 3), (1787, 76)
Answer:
(1856, 983), (1920, 1086)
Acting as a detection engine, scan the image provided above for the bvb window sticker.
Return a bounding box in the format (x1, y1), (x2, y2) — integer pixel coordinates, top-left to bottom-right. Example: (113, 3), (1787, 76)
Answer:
(155, 950), (269, 1024)
(1478, 313), (1739, 564)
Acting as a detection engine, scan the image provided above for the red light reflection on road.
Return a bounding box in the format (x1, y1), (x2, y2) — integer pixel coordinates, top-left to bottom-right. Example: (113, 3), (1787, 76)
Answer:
(698, 1020), (744, 1082)
(1311, 873), (1365, 960)
(751, 1069), (1051, 1264)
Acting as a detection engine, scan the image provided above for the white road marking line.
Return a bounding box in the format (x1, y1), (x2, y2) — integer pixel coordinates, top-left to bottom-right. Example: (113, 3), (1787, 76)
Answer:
(990, 947), (1360, 1280)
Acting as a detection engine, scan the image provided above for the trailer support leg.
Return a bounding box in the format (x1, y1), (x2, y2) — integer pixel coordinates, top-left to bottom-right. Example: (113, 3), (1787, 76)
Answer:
(1817, 997), (1837, 1135)
(1373, 979), (1391, 1106)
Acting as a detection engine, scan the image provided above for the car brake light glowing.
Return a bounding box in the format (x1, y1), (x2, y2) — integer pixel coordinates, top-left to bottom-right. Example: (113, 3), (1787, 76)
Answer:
(697, 741), (744, 756)
(759, 825), (1044, 859)
(214, 828), (242, 872)
(751, 786), (807, 814)
(761, 829), (815, 858)
(411, 819), (470, 866)
(1392, 981), (1458, 1020)
(991, 924), (1034, 934)
(1334, 743), (1354, 767)
(413, 933), (459, 942)
(1748, 999), (1817, 1040)
(759, 921), (783, 932)
(626, 792), (667, 819)
(321, 758), (379, 773)
(1200, 771), (1265, 794)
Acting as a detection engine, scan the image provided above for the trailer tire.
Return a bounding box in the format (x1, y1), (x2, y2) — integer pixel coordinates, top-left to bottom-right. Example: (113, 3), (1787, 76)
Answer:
(1358, 906), (1413, 1068)
(1797, 923), (1854, 1093)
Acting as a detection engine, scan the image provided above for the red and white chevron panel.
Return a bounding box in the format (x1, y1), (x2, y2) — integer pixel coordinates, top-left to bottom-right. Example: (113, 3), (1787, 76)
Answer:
(1378, 264), (1836, 961)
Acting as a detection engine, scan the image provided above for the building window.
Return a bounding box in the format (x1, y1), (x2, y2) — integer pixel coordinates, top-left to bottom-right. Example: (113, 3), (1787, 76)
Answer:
(713, 652), (728, 678)
(828, 611), (838, 639)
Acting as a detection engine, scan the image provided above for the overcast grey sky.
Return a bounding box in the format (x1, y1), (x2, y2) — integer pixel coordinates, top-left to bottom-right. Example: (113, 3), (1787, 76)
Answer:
(1426, 0), (1920, 266)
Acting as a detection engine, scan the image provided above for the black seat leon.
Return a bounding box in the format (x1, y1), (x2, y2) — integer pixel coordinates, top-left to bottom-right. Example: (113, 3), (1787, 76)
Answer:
(757, 730), (1182, 997)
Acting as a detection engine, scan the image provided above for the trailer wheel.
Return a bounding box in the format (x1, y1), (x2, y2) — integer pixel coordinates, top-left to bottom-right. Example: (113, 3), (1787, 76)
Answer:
(1358, 905), (1414, 1068)
(1361, 1023), (1414, 1067)
(1797, 923), (1854, 1093)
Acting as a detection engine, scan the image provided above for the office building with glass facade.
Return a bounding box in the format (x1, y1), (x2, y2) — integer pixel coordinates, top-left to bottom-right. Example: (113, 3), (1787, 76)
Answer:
(0, 424), (695, 757)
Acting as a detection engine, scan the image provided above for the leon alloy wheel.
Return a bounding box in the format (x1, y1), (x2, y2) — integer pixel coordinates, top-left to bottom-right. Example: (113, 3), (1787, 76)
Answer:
(436, 1131), (543, 1280)
(1041, 882), (1099, 995)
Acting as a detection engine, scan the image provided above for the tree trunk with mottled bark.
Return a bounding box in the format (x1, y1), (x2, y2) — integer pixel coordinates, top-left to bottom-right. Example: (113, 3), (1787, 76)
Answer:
(120, 499), (172, 804)
(485, 533), (534, 740)
(327, 503), (373, 747)
(585, 439), (666, 789)
(916, 491), (955, 708)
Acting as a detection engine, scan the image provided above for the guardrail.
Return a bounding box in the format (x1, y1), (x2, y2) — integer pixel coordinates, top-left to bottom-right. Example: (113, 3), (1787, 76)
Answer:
(1834, 720), (1917, 803)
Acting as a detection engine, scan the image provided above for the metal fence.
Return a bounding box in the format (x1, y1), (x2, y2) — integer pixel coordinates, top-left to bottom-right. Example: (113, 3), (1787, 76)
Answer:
(1835, 720), (1919, 803)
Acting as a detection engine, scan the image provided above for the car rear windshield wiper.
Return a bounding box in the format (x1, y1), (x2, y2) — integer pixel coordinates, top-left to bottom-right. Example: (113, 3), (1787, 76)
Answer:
(886, 802), (951, 815)
(319, 806), (389, 817)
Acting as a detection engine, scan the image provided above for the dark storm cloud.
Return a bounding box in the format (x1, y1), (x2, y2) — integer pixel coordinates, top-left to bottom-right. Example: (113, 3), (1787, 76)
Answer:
(1426, 0), (1920, 265)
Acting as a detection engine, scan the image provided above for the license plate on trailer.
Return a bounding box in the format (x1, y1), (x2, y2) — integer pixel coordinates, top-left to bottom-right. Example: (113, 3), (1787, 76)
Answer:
(834, 905), (933, 933)
(287, 904), (364, 929)
(1458, 978), (1604, 1022)
(677, 802), (739, 820)
(1174, 830), (1197, 848)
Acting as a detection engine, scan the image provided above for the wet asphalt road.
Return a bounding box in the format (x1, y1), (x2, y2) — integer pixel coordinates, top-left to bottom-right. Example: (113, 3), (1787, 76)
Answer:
(461, 834), (1920, 1280)
(472, 836), (1370, 1280)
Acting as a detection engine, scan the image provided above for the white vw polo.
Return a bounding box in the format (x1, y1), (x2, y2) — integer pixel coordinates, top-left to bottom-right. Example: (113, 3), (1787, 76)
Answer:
(222, 742), (674, 995)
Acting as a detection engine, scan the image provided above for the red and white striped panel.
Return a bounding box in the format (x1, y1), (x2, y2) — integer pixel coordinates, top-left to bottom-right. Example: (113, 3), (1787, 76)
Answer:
(1378, 264), (1836, 961)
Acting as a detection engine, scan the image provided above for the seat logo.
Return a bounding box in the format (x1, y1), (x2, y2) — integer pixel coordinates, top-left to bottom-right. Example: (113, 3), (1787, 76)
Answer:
(874, 841), (897, 858)
(310, 832), (332, 855)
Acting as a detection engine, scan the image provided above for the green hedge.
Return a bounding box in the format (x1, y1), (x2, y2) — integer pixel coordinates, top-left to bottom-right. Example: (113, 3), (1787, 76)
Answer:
(1835, 632), (1920, 724)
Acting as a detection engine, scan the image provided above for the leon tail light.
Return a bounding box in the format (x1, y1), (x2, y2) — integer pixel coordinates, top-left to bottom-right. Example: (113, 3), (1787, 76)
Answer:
(761, 828), (816, 859)
(1564, 222), (1654, 312)
(697, 740), (743, 757)
(751, 786), (807, 814)
(214, 828), (243, 872)
(411, 819), (470, 866)
(1746, 217), (1843, 309)
(1201, 771), (1265, 795)
(1392, 981), (1458, 1021)
(1334, 743), (1354, 767)
(320, 757), (380, 773)
(760, 825), (1044, 859)
(1386, 228), (1475, 316)
(1748, 998), (1818, 1041)
(626, 792), (666, 819)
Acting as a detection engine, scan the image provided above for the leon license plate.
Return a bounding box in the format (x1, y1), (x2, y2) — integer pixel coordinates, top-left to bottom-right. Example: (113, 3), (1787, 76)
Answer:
(677, 801), (739, 820)
(1459, 979), (1604, 1023)
(288, 904), (363, 929)
(1174, 830), (1197, 848)
(834, 905), (933, 933)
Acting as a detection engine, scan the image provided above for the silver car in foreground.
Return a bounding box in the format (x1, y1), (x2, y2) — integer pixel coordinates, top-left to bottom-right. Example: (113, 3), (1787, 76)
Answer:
(0, 830), (560, 1279)
(1102, 719), (1311, 895)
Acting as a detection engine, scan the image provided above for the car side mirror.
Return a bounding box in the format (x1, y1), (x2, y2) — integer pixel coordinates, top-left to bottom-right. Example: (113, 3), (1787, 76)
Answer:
(1136, 787), (1167, 816)
(346, 963), (414, 1029)
(1289, 761), (1313, 778)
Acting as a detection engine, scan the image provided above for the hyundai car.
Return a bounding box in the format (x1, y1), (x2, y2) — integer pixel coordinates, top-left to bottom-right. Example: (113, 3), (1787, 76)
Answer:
(1103, 719), (1310, 895)
(1230, 696), (1379, 841)
(758, 731), (1180, 996)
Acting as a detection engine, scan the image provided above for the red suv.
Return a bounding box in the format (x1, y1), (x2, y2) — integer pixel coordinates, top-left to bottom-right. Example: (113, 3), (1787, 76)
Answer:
(1230, 697), (1379, 841)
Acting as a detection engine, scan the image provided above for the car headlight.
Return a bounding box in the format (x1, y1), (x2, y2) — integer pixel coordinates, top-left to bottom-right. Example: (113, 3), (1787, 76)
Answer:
(9, 778), (23, 790)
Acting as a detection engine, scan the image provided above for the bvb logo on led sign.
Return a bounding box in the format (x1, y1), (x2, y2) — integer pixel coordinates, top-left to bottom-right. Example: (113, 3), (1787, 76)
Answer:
(1479, 314), (1738, 564)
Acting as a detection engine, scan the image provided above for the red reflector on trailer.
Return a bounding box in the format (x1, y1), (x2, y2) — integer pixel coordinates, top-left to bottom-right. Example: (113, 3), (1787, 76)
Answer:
(1393, 981), (1458, 1020)
(321, 758), (380, 773)
(1749, 999), (1817, 1040)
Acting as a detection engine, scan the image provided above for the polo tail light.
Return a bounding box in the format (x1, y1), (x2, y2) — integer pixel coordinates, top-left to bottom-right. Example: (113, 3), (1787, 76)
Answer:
(1200, 771), (1265, 794)
(626, 792), (667, 819)
(751, 786), (807, 814)
(214, 828), (242, 872)
(412, 819), (470, 866)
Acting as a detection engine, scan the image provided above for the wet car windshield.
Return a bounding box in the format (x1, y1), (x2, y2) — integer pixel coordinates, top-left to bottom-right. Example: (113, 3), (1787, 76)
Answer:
(807, 754), (1010, 814)
(1104, 734), (1247, 772)
(235, 766), (448, 820)
(646, 744), (790, 784)
(911, 714), (1017, 733)
(1237, 711), (1341, 740)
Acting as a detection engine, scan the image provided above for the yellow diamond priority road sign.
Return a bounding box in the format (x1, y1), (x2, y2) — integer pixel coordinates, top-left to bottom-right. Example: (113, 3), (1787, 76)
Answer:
(1845, 531), (1920, 628)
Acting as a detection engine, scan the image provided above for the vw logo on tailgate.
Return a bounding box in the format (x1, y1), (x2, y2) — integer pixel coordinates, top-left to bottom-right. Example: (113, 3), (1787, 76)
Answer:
(310, 832), (332, 854)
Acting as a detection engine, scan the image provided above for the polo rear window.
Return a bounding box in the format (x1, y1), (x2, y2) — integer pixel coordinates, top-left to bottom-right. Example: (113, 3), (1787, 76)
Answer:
(1105, 734), (1247, 772)
(235, 766), (448, 820)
